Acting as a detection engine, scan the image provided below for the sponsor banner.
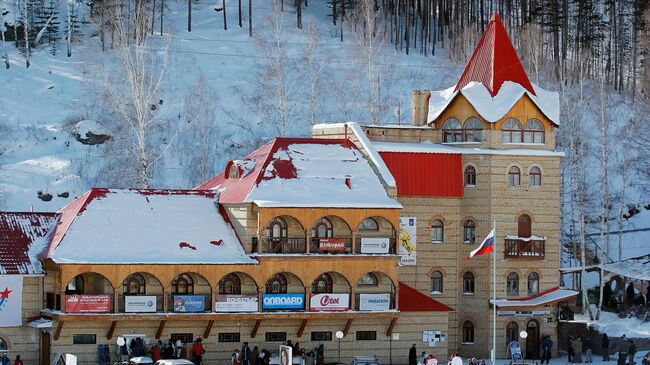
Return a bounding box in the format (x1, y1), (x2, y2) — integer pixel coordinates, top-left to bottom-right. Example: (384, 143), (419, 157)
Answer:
(262, 293), (304, 310)
(509, 341), (523, 361)
(399, 217), (417, 265)
(215, 295), (258, 312)
(497, 310), (551, 317)
(360, 237), (390, 254)
(65, 294), (111, 313)
(318, 238), (346, 252)
(124, 295), (157, 313)
(309, 293), (349, 312)
(359, 293), (390, 311)
(279, 346), (292, 365)
(172, 295), (205, 312)
(0, 276), (23, 327)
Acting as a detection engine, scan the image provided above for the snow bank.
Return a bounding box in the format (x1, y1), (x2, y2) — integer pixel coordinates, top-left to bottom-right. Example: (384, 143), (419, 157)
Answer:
(572, 305), (650, 338)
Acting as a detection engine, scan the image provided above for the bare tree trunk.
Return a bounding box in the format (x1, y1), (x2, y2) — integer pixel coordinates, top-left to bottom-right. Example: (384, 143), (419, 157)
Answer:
(223, 0), (227, 30)
(160, 0), (164, 35)
(238, 0), (242, 27)
(151, 0), (155, 35)
(248, 0), (252, 36)
(187, 0), (191, 31)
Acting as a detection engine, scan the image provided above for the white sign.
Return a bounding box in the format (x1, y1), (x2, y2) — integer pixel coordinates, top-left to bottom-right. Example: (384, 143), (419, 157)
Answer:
(399, 217), (417, 265)
(359, 293), (390, 311)
(0, 276), (23, 327)
(124, 296), (157, 313)
(215, 295), (258, 312)
(360, 238), (390, 254)
(309, 293), (349, 312)
(279, 345), (292, 365)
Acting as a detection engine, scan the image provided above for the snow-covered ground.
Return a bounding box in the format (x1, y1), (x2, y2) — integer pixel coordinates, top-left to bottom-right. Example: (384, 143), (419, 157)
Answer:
(571, 309), (650, 339)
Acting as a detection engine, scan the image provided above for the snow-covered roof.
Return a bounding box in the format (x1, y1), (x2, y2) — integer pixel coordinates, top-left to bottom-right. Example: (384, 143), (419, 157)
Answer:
(198, 137), (400, 209)
(373, 140), (564, 157)
(599, 254), (650, 281)
(46, 189), (256, 264)
(428, 81), (560, 125)
(490, 287), (579, 308)
(0, 212), (58, 275)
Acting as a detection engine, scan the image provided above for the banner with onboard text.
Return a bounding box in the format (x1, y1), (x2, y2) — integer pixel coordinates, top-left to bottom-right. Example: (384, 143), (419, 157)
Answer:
(0, 276), (23, 327)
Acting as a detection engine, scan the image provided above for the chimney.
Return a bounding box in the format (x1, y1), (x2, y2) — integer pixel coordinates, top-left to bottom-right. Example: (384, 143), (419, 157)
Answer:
(345, 175), (352, 189)
(420, 89), (431, 126)
(411, 90), (422, 126)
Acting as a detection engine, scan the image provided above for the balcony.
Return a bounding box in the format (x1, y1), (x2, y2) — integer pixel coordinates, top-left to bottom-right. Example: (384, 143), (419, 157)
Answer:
(504, 236), (545, 259)
(259, 237), (307, 254)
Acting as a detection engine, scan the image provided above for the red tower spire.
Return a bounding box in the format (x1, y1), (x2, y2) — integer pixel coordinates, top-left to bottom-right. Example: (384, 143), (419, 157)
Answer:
(455, 13), (535, 96)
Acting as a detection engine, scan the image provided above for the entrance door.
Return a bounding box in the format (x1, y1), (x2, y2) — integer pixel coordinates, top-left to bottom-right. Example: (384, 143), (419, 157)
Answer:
(525, 320), (540, 359)
(41, 332), (50, 365)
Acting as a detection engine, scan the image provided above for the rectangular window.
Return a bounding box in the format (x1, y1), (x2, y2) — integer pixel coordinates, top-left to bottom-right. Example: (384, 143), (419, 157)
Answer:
(72, 334), (96, 345)
(265, 332), (287, 342)
(171, 333), (194, 345)
(311, 332), (332, 342)
(356, 331), (377, 341)
(218, 333), (241, 343)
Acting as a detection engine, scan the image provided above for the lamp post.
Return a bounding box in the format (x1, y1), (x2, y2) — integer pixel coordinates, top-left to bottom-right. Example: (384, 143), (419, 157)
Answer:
(520, 330), (528, 360)
(336, 331), (344, 363)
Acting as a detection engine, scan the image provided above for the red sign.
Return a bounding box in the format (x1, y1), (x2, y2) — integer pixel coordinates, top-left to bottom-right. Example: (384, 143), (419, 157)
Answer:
(318, 238), (345, 252)
(65, 295), (111, 313)
(309, 294), (349, 312)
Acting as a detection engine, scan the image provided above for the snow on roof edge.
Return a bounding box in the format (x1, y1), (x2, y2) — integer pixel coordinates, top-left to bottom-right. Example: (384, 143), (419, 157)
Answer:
(373, 141), (565, 157)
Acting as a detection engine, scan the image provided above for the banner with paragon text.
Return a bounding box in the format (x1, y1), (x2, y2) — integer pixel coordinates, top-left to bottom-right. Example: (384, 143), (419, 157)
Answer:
(0, 276), (23, 327)
(358, 293), (391, 311)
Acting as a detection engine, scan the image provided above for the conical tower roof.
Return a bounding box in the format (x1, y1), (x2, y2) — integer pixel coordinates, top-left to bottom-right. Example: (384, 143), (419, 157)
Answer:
(455, 13), (535, 96)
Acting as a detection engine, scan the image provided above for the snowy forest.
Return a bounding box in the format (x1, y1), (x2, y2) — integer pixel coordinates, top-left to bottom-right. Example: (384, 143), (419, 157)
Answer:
(1, 0), (649, 269)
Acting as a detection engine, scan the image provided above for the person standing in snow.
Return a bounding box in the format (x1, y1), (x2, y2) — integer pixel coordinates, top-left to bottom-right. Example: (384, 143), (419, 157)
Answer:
(573, 336), (583, 364)
(584, 336), (593, 363)
(628, 340), (637, 365)
(568, 337), (575, 363)
(192, 338), (205, 365)
(409, 344), (418, 365)
(617, 335), (628, 365)
(540, 335), (552, 364)
(602, 333), (611, 361)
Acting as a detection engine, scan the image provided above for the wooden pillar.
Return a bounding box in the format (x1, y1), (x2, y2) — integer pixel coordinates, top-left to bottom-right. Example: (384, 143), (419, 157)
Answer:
(162, 288), (168, 312)
(351, 230), (358, 254)
(113, 288), (120, 313)
(304, 286), (309, 311)
(60, 290), (67, 313)
(211, 286), (217, 312)
(305, 230), (311, 254)
(349, 286), (356, 311)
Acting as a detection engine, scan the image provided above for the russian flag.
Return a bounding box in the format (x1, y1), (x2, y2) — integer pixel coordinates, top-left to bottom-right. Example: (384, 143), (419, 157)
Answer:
(464, 228), (495, 260)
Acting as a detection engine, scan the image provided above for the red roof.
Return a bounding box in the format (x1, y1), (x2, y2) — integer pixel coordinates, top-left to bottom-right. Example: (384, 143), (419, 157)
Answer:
(455, 13), (535, 96)
(0, 212), (59, 274)
(399, 282), (454, 312)
(379, 152), (463, 197)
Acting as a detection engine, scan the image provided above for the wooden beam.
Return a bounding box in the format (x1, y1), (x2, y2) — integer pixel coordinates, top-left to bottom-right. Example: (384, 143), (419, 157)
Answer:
(297, 319), (308, 337)
(155, 320), (166, 339)
(107, 321), (118, 340)
(343, 318), (353, 336)
(251, 319), (262, 338)
(54, 321), (64, 341)
(386, 317), (398, 337)
(203, 320), (214, 339)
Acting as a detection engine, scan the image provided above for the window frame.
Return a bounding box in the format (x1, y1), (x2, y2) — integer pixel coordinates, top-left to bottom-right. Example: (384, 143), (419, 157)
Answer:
(171, 273), (194, 295)
(265, 273), (288, 294)
(463, 220), (476, 244)
(311, 273), (333, 294)
(122, 273), (146, 295)
(267, 218), (287, 239)
(527, 272), (540, 296)
(462, 271), (475, 295)
(507, 272), (520, 297)
(171, 333), (194, 345)
(311, 332), (333, 342)
(506, 322), (519, 345)
(358, 273), (378, 287)
(218, 333), (241, 343)
(523, 119), (545, 144)
(502, 118), (523, 143)
(265, 332), (287, 342)
(508, 166), (521, 187)
(218, 273), (242, 295)
(355, 331), (377, 341)
(430, 220), (444, 243)
(462, 321), (475, 344)
(430, 271), (443, 294)
(529, 166), (542, 187)
(464, 165), (477, 187)
(312, 217), (334, 238)
(442, 118), (463, 143)
(463, 117), (483, 142)
(359, 218), (379, 231)
(72, 334), (97, 345)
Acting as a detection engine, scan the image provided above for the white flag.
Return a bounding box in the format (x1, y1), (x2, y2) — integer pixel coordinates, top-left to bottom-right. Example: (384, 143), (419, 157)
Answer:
(0, 276), (23, 327)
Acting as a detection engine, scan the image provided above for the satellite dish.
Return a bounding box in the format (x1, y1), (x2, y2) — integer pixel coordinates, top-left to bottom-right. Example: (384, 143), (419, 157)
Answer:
(519, 331), (528, 339)
(117, 337), (126, 346)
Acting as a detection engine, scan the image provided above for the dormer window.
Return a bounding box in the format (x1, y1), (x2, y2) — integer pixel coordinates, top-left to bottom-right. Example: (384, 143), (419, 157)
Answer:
(463, 118), (483, 142)
(524, 119), (545, 143)
(502, 118), (522, 143)
(228, 164), (240, 179)
(443, 117), (483, 143)
(443, 118), (462, 142)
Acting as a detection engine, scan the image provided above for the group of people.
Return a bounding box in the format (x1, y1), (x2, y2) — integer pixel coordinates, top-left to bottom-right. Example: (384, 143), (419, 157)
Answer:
(567, 335), (594, 363)
(0, 354), (21, 365)
(567, 333), (646, 365)
(409, 344), (463, 365)
(230, 340), (325, 365)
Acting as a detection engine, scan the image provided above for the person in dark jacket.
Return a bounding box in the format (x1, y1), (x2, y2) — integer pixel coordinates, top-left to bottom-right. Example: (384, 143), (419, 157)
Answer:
(628, 340), (637, 365)
(1, 353), (9, 365)
(241, 342), (252, 365)
(617, 335), (628, 365)
(163, 340), (175, 359)
(585, 336), (593, 363)
(568, 337), (575, 363)
(540, 335), (553, 364)
(602, 333), (611, 361)
(641, 352), (649, 365)
(251, 346), (259, 365)
(409, 344), (418, 365)
(626, 283), (635, 305)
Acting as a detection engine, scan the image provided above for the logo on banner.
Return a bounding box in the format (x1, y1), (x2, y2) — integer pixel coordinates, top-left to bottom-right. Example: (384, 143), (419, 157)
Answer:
(319, 238), (345, 252)
(0, 276), (23, 327)
(309, 294), (349, 312)
(0, 287), (13, 311)
(262, 294), (304, 310)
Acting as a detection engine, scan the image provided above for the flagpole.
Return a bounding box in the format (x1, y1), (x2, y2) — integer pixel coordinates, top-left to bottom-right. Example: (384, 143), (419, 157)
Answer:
(492, 219), (497, 365)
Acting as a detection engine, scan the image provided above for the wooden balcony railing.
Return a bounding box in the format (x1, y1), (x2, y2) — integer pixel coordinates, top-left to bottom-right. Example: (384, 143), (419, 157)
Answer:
(504, 238), (545, 259)
(260, 237), (307, 254)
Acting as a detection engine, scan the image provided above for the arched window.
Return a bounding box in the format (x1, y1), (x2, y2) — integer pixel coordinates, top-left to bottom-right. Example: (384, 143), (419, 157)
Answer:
(218, 273), (241, 295)
(312, 273), (333, 294)
(66, 275), (84, 294)
(431, 220), (444, 243)
(508, 166), (521, 187)
(358, 273), (378, 286)
(518, 214), (532, 238)
(123, 273), (146, 295)
(464, 165), (477, 186)
(463, 271), (475, 294)
(312, 217), (333, 239)
(359, 218), (379, 231)
(528, 272), (540, 295)
(0, 337), (7, 352)
(463, 220), (476, 244)
(462, 321), (475, 344)
(266, 273), (288, 294)
(529, 166), (542, 187)
(266, 217), (287, 239)
(430, 271), (443, 294)
(506, 322), (519, 344)
(463, 118), (483, 142)
(502, 118), (522, 143)
(228, 164), (240, 179)
(443, 118), (462, 143)
(507, 272), (519, 297)
(524, 119), (545, 143)
(171, 273), (194, 295)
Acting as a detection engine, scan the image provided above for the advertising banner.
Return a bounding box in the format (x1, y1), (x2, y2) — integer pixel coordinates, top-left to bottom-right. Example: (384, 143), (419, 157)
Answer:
(360, 237), (390, 254)
(279, 346), (292, 365)
(172, 295), (205, 312)
(318, 238), (346, 252)
(262, 293), (304, 310)
(399, 217), (417, 265)
(215, 295), (258, 312)
(65, 294), (111, 313)
(359, 293), (390, 311)
(309, 293), (349, 312)
(124, 295), (157, 313)
(0, 276), (23, 326)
